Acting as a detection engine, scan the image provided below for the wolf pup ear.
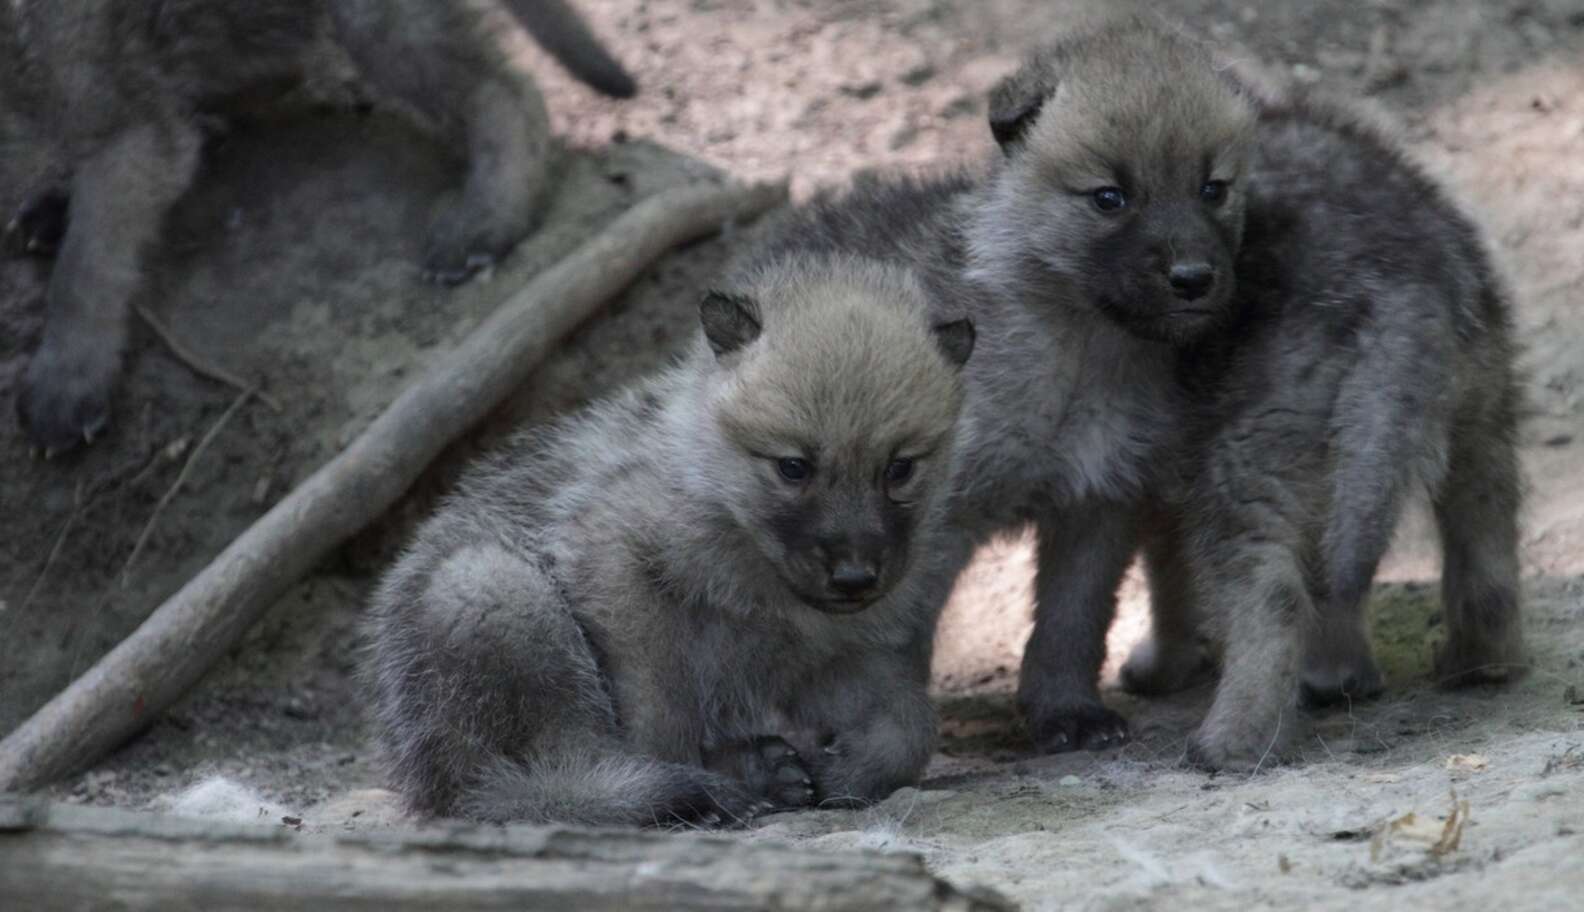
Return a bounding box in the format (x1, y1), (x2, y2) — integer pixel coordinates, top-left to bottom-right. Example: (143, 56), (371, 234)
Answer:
(931, 318), (976, 369)
(987, 75), (1049, 154)
(700, 290), (763, 357)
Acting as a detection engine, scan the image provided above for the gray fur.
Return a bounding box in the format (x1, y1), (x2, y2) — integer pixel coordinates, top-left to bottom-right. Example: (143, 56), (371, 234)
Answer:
(992, 18), (1524, 770)
(507, 0), (636, 99)
(365, 253), (971, 825)
(626, 25), (1258, 757)
(756, 171), (1190, 753)
(3, 0), (634, 453)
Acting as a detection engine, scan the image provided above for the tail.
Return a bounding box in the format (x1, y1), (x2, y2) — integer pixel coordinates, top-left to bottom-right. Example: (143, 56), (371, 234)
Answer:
(1319, 284), (1466, 613)
(458, 750), (757, 827)
(503, 0), (638, 98)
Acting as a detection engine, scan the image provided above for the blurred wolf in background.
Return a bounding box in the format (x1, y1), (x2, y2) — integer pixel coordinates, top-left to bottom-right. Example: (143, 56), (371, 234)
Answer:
(1, 0), (635, 453)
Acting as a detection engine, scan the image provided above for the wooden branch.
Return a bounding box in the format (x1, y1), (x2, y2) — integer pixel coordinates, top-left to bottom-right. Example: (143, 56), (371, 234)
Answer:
(121, 386), (255, 586)
(0, 797), (1012, 911)
(135, 301), (284, 412)
(0, 180), (788, 792)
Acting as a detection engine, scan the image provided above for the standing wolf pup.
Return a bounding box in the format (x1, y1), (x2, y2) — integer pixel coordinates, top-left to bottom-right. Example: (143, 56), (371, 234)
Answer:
(3, 0), (634, 454)
(988, 19), (1523, 769)
(763, 172), (1190, 758)
(365, 252), (975, 825)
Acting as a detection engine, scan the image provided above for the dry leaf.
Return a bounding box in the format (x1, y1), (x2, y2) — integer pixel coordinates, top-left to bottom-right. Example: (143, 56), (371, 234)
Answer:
(1371, 812), (1436, 862)
(1362, 772), (1402, 784)
(1445, 754), (1489, 774)
(1431, 796), (1471, 858)
(1369, 790), (1471, 862)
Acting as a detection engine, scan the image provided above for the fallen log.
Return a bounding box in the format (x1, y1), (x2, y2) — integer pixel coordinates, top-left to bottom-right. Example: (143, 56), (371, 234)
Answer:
(0, 179), (788, 792)
(0, 796), (1012, 911)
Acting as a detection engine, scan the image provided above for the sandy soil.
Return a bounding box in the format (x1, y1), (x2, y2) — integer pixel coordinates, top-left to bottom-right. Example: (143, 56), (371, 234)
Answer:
(4, 1), (1584, 909)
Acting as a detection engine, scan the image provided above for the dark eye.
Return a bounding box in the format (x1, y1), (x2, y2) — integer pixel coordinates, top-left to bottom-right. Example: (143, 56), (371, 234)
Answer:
(1200, 180), (1229, 205)
(777, 457), (812, 483)
(884, 458), (915, 484)
(1092, 187), (1127, 212)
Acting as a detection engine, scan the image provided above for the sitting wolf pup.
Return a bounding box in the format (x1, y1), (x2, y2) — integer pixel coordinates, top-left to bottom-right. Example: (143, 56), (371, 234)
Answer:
(987, 19), (1524, 769)
(3, 0), (634, 454)
(365, 254), (975, 824)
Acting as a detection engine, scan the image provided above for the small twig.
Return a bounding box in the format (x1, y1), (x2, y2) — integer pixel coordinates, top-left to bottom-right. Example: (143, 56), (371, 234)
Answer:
(1149, 803), (1192, 823)
(1431, 661), (1543, 687)
(17, 445), (159, 612)
(121, 388), (255, 587)
(135, 302), (282, 413)
(18, 481), (85, 612)
(1313, 730), (1338, 763)
(1248, 708), (1283, 778)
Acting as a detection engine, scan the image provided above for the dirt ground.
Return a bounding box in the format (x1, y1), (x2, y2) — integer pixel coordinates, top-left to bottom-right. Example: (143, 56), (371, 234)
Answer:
(3, 1), (1584, 909)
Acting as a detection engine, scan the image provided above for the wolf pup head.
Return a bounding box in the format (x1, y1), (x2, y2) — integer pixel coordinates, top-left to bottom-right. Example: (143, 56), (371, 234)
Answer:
(699, 254), (973, 614)
(975, 18), (1257, 344)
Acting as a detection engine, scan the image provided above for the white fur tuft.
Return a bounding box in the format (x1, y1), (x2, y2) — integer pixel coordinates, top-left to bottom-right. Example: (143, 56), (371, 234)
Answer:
(157, 776), (296, 824)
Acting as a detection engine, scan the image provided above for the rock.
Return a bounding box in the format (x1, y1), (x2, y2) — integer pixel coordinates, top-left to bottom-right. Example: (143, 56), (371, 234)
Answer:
(839, 80), (884, 100)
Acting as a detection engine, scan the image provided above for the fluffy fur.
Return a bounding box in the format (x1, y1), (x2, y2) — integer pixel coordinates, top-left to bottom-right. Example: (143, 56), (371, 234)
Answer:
(990, 17), (1524, 769)
(3, 0), (634, 453)
(365, 252), (974, 825)
(757, 161), (1192, 754)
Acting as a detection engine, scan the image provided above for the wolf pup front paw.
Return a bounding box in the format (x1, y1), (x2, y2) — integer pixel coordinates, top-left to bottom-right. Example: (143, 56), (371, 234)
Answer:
(4, 190), (70, 258)
(17, 336), (118, 454)
(1185, 693), (1300, 773)
(1024, 699), (1131, 754)
(420, 199), (506, 286)
(703, 735), (817, 813)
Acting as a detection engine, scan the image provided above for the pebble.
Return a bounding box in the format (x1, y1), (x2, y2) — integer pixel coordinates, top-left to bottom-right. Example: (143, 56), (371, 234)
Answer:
(889, 124), (920, 151)
(1291, 62), (1322, 84)
(938, 95), (977, 119)
(1059, 775), (1083, 788)
(839, 79), (884, 100)
(900, 63), (936, 86)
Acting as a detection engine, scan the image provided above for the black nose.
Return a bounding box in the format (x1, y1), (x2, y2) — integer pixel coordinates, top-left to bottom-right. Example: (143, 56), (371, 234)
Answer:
(829, 560), (880, 598)
(1168, 263), (1216, 301)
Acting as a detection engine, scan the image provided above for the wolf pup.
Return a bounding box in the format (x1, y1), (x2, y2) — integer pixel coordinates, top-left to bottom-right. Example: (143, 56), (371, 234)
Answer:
(365, 253), (975, 825)
(988, 18), (1524, 769)
(3, 0), (634, 454)
(755, 159), (1222, 759)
